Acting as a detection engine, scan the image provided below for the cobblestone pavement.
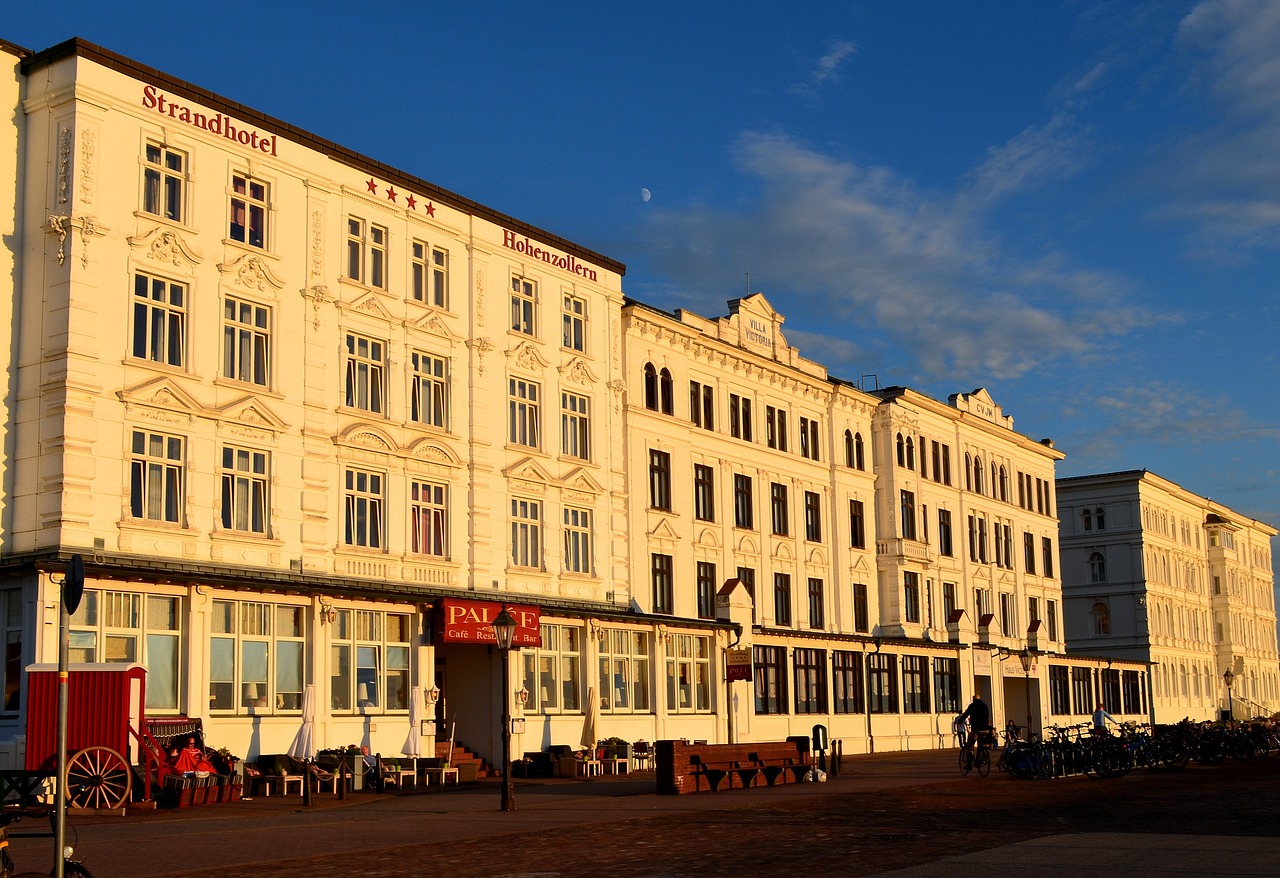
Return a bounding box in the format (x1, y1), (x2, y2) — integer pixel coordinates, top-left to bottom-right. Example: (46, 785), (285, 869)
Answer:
(9, 752), (1280, 877)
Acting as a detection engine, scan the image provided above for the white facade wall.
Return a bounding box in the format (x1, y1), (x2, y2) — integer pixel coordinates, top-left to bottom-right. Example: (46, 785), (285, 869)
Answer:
(1057, 471), (1279, 723)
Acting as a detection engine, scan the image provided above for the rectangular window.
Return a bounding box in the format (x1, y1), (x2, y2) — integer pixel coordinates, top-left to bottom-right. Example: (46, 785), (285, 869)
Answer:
(598, 628), (651, 714)
(1042, 537), (1055, 578)
(773, 573), (792, 626)
(696, 561), (717, 620)
(521, 623), (581, 713)
(511, 276), (536, 335)
(410, 351), (449, 429)
(689, 381), (715, 430)
(343, 468), (385, 549)
(738, 567), (756, 624)
(0, 592), (22, 712)
(940, 443), (951, 485)
(1071, 667), (1092, 714)
(850, 499), (866, 549)
(729, 394), (753, 441)
(753, 645), (788, 714)
(903, 572), (921, 624)
(222, 296), (270, 385)
(410, 480), (448, 557)
(1024, 532), (1036, 573)
(220, 445), (269, 534)
(943, 582), (957, 620)
(1049, 666), (1071, 715)
(1122, 670), (1142, 714)
(668, 633), (712, 713)
(132, 271), (186, 367)
(999, 592), (1015, 637)
(807, 578), (825, 629)
(868, 653), (898, 714)
(804, 491), (822, 542)
(1002, 523), (1014, 569)
(563, 506), (593, 575)
(560, 391), (590, 460)
(143, 142), (186, 222)
(508, 378), (541, 448)
(649, 449), (672, 510)
(1101, 669), (1121, 713)
(209, 599), (309, 714)
(230, 173), (268, 248)
(430, 245), (449, 307)
(799, 416), (820, 460)
(900, 490), (916, 540)
(793, 648), (827, 714)
(938, 509), (953, 556)
(852, 583), (869, 633)
(765, 405), (788, 450)
(130, 430), (185, 523)
(510, 498), (541, 569)
(71, 590), (181, 711)
(933, 657), (960, 713)
(694, 464), (715, 522)
(770, 482), (789, 535)
(562, 293), (586, 351)
(331, 609), (410, 713)
(1047, 600), (1058, 641)
(652, 553), (674, 614)
(734, 474), (754, 529)
(833, 650), (864, 714)
(902, 655), (930, 713)
(344, 333), (386, 413)
(345, 218), (387, 287)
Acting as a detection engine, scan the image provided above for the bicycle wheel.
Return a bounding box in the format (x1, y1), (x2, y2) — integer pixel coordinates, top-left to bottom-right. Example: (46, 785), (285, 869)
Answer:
(64, 862), (94, 878)
(976, 748), (990, 777)
(959, 748), (972, 776)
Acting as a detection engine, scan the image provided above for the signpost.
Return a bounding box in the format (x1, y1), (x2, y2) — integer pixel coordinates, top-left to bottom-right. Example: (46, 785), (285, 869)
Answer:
(56, 555), (85, 878)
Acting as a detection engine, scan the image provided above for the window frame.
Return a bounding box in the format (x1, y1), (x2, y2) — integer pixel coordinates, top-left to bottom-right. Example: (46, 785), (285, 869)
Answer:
(410, 480), (448, 558)
(219, 444), (270, 535)
(132, 271), (187, 368)
(143, 141), (187, 223)
(229, 172), (269, 249)
(511, 275), (537, 335)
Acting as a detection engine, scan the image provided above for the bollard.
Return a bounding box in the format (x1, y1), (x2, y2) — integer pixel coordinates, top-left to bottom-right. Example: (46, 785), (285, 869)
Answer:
(303, 758), (313, 807)
(337, 760), (347, 800)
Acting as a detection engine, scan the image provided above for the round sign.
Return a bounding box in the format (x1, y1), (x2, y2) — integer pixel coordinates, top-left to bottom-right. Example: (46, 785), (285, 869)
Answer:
(63, 554), (85, 615)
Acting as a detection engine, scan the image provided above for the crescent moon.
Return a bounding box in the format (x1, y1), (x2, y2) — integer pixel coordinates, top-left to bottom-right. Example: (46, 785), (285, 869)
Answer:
(641, 188), (651, 203)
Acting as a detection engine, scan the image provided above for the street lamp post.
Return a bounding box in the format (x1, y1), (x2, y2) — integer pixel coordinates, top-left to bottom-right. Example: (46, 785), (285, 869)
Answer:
(1223, 668), (1235, 723)
(492, 605), (517, 812)
(1019, 648), (1034, 739)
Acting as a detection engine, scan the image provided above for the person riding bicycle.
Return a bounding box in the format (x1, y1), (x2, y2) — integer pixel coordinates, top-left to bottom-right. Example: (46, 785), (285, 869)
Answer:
(957, 694), (993, 754)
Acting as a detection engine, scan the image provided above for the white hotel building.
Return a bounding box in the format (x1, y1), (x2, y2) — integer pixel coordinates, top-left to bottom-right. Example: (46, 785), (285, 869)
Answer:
(0, 37), (1224, 772)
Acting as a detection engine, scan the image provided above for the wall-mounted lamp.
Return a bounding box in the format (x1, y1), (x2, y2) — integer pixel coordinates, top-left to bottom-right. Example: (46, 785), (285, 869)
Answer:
(515, 687), (530, 707)
(425, 686), (441, 705)
(319, 596), (337, 625)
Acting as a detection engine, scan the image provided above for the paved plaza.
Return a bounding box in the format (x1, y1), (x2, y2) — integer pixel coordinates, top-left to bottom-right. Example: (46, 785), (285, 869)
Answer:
(7, 751), (1280, 877)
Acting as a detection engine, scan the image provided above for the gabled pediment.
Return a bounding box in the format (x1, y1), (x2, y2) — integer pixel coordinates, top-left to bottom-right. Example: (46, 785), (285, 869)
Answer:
(503, 457), (555, 485)
(558, 357), (599, 386)
(409, 311), (457, 341)
(507, 341), (551, 372)
(217, 253), (286, 291)
(345, 293), (395, 323)
(559, 467), (604, 495)
(851, 555), (872, 575)
(215, 395), (289, 432)
(118, 376), (207, 415)
(648, 517), (682, 541)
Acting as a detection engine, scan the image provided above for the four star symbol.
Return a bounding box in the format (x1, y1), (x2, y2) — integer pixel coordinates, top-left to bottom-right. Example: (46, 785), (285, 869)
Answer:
(365, 179), (437, 217)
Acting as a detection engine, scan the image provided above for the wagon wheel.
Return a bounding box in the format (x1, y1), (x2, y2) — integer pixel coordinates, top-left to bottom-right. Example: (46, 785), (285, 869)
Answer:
(65, 745), (132, 810)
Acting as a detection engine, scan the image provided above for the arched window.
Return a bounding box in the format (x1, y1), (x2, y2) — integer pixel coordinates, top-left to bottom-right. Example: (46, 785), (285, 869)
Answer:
(643, 363), (659, 410)
(998, 466), (1008, 502)
(1089, 552), (1106, 583)
(905, 436), (915, 470)
(1083, 508), (1093, 531)
(844, 430), (854, 467)
(973, 456), (984, 494)
(854, 432), (865, 471)
(1092, 601), (1110, 636)
(896, 432), (905, 467)
(1095, 506), (1105, 530)
(658, 368), (673, 415)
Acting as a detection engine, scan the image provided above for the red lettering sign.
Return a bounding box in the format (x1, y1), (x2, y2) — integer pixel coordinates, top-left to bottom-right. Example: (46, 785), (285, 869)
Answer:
(435, 599), (541, 647)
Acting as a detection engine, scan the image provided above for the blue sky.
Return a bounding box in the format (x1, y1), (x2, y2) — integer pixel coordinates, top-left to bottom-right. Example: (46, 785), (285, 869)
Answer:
(10, 2), (1280, 538)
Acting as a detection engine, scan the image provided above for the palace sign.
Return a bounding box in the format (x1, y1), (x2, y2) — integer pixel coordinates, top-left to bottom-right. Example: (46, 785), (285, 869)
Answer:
(435, 598), (541, 647)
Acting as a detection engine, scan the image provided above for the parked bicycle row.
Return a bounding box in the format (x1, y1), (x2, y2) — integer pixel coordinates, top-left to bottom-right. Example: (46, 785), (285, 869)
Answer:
(961, 717), (1280, 780)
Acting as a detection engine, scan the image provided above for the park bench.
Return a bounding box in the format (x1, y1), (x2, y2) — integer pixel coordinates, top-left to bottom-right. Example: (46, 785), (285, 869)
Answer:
(658, 740), (808, 794)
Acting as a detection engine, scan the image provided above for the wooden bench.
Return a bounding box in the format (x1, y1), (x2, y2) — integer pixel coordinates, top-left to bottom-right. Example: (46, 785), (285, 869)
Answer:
(657, 740), (808, 795)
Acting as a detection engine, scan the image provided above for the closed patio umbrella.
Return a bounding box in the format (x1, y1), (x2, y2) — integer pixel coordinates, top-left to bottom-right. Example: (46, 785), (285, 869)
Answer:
(401, 686), (424, 772)
(580, 686), (599, 752)
(287, 684), (316, 760)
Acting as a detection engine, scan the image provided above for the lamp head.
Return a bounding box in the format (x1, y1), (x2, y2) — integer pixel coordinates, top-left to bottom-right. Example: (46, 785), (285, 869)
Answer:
(492, 604), (517, 650)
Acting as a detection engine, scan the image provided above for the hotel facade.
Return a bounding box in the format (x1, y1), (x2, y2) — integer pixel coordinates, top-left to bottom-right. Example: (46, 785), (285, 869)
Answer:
(0, 37), (1257, 772)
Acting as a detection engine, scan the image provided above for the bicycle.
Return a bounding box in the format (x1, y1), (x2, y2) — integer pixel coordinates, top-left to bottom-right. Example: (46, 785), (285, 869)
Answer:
(959, 728), (992, 777)
(0, 807), (93, 878)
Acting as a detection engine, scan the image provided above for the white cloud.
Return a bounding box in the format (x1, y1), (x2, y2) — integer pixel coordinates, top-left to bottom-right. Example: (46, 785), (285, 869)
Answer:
(791, 39), (857, 103)
(637, 131), (1146, 381)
